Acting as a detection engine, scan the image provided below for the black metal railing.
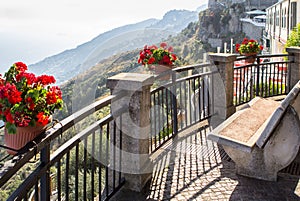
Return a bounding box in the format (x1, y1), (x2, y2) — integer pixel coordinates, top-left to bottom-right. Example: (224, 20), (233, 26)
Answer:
(0, 93), (125, 201)
(149, 63), (217, 153)
(233, 54), (292, 106)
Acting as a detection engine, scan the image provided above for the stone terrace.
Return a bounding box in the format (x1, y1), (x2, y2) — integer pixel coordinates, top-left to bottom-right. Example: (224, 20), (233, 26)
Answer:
(111, 122), (300, 201)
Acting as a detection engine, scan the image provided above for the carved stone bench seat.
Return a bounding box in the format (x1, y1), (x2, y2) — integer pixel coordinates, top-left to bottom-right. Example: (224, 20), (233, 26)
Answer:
(208, 81), (300, 181)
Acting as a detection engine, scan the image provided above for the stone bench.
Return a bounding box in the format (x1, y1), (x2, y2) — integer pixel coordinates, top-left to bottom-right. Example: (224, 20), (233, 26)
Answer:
(208, 81), (300, 181)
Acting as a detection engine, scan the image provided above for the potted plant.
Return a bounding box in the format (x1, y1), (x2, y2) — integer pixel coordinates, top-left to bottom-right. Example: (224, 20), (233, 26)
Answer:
(235, 38), (263, 63)
(0, 62), (63, 154)
(138, 42), (178, 80)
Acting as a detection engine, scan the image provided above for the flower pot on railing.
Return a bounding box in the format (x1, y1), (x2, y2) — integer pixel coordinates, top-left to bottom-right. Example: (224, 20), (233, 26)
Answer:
(243, 53), (257, 64)
(149, 65), (172, 80)
(0, 62), (63, 155)
(235, 38), (263, 64)
(138, 42), (178, 81)
(4, 123), (47, 155)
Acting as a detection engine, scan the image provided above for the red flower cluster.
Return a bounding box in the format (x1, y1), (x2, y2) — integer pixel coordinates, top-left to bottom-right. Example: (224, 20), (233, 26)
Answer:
(235, 38), (263, 54)
(15, 61), (28, 72)
(0, 83), (22, 105)
(138, 42), (178, 67)
(0, 62), (63, 134)
(36, 112), (49, 126)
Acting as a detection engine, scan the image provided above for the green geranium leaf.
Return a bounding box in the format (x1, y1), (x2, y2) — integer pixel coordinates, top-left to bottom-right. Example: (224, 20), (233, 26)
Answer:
(5, 122), (17, 134)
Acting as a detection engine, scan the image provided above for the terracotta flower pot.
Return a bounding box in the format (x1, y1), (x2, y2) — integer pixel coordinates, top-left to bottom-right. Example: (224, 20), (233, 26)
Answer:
(243, 53), (257, 63)
(150, 65), (172, 80)
(4, 124), (48, 155)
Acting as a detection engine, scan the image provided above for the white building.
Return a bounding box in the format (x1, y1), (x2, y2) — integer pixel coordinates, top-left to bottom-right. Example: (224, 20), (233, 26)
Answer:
(240, 9), (267, 42)
(265, 0), (300, 54)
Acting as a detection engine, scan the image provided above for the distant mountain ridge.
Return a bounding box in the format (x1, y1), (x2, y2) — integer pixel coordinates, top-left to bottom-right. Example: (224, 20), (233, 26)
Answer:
(29, 9), (200, 84)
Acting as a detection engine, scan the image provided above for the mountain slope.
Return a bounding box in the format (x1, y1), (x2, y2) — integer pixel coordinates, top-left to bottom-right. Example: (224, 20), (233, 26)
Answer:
(58, 2), (253, 117)
(29, 9), (199, 85)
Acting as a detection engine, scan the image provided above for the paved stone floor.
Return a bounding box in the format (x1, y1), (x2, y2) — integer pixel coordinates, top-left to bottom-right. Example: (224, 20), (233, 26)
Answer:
(111, 122), (300, 201)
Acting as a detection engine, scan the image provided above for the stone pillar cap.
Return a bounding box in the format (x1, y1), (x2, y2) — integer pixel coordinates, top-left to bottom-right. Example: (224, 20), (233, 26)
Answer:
(209, 53), (238, 63)
(106, 73), (154, 92)
(286, 47), (300, 54)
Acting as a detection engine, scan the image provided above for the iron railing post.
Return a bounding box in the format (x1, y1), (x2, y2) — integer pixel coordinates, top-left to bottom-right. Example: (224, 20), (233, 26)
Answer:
(256, 58), (261, 97)
(171, 71), (178, 135)
(40, 144), (51, 201)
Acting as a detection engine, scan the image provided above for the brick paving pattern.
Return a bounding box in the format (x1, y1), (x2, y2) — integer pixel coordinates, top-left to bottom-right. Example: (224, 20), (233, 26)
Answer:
(112, 123), (300, 201)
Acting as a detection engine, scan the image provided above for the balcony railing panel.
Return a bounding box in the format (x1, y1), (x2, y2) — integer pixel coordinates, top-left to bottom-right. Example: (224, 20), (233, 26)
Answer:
(0, 93), (125, 201)
(150, 63), (216, 153)
(234, 54), (291, 106)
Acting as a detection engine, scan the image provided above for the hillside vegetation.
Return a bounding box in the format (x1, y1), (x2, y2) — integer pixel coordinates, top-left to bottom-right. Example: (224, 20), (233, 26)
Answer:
(58, 2), (251, 119)
(29, 10), (199, 85)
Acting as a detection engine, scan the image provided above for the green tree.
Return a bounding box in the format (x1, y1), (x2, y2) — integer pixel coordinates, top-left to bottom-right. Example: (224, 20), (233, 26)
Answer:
(286, 23), (300, 48)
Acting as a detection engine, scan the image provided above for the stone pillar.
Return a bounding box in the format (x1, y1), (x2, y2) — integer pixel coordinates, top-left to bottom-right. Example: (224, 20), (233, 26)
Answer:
(286, 47), (300, 90)
(209, 53), (237, 125)
(106, 73), (154, 192)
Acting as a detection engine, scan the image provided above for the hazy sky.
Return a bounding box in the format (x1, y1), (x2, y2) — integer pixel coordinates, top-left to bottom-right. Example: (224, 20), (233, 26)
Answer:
(0, 0), (206, 72)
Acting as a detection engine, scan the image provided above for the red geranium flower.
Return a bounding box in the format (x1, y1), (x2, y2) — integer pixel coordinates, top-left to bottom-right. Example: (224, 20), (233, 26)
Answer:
(4, 109), (14, 124)
(36, 112), (49, 126)
(46, 91), (57, 105)
(0, 83), (22, 105)
(16, 72), (37, 85)
(0, 62), (63, 134)
(235, 38), (263, 54)
(160, 42), (167, 48)
(14, 62), (28, 72)
(36, 75), (56, 85)
(26, 97), (35, 110)
(138, 42), (178, 69)
(148, 57), (155, 64)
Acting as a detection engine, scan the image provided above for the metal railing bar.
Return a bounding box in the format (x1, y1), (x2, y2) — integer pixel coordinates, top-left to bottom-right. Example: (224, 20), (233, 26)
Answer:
(150, 70), (218, 94)
(118, 116), (123, 185)
(98, 125), (103, 200)
(49, 114), (112, 164)
(91, 131), (96, 199)
(153, 92), (157, 149)
(105, 178), (126, 201)
(34, 182), (39, 201)
(75, 144), (79, 201)
(165, 88), (170, 141)
(158, 90), (162, 146)
(7, 163), (47, 200)
(105, 124), (109, 198)
(57, 160), (62, 201)
(65, 151), (70, 201)
(179, 81), (184, 130)
(83, 136), (87, 201)
(171, 72), (178, 135)
(112, 121), (116, 190)
(172, 62), (211, 73)
(236, 53), (288, 61)
(193, 79), (197, 122)
(175, 70), (218, 83)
